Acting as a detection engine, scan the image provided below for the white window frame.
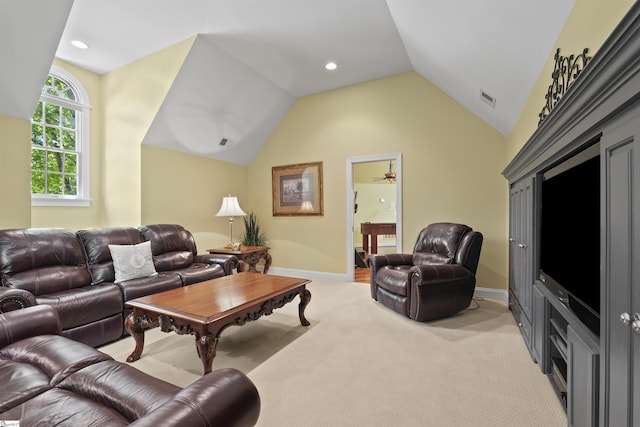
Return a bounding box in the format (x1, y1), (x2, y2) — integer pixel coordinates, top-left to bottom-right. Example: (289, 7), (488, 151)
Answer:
(31, 65), (91, 207)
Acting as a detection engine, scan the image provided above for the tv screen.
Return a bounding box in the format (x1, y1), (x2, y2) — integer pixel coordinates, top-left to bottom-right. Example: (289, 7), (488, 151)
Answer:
(540, 146), (600, 323)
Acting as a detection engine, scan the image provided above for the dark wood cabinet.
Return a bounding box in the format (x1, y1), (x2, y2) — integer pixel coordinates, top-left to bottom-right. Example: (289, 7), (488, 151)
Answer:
(503, 4), (640, 424)
(599, 109), (640, 426)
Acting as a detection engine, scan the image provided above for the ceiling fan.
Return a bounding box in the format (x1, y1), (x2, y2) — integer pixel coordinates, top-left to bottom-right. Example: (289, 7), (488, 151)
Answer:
(373, 160), (396, 183)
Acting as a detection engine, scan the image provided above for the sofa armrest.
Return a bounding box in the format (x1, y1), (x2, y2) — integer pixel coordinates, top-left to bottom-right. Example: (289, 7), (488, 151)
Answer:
(194, 254), (239, 276)
(129, 368), (260, 427)
(0, 305), (62, 348)
(411, 264), (474, 286)
(0, 288), (37, 313)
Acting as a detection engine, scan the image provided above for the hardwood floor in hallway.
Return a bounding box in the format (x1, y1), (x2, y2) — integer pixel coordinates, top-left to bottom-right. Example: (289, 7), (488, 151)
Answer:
(354, 267), (370, 283)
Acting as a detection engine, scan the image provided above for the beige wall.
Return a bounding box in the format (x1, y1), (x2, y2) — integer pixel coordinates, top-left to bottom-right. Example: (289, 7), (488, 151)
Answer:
(0, 115), (31, 228)
(141, 144), (248, 252)
(101, 37), (195, 227)
(506, 0), (634, 162)
(248, 72), (508, 289)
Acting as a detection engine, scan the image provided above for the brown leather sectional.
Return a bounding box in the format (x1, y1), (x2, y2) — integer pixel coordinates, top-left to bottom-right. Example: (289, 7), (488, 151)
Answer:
(0, 224), (239, 347)
(0, 304), (260, 426)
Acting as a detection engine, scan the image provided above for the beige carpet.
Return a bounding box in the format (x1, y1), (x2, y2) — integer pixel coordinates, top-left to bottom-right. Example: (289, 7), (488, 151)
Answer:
(100, 279), (566, 427)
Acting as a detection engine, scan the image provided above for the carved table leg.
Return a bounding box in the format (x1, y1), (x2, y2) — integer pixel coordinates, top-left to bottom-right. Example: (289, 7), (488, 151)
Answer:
(298, 288), (312, 327)
(195, 333), (219, 375)
(125, 312), (145, 363)
(262, 252), (272, 274)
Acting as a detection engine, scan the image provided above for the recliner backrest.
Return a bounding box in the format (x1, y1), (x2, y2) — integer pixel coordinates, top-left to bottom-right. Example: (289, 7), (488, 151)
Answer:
(77, 227), (144, 284)
(0, 228), (91, 295)
(412, 223), (473, 267)
(139, 224), (197, 272)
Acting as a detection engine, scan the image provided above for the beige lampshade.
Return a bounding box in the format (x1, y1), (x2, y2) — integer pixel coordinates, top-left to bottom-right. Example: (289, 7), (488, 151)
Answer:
(215, 196), (246, 217)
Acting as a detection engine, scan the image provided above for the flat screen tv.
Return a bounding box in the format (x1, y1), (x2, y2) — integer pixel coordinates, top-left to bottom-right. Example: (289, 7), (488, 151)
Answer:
(539, 143), (600, 336)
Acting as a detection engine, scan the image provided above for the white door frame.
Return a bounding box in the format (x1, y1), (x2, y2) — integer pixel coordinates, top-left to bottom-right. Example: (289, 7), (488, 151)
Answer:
(346, 153), (402, 281)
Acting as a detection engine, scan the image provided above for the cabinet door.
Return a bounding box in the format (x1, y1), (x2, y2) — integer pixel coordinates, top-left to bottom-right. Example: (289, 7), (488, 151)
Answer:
(509, 184), (520, 297)
(600, 114), (640, 426)
(509, 177), (534, 317)
(568, 325), (599, 427)
(519, 177), (534, 317)
(532, 282), (547, 366)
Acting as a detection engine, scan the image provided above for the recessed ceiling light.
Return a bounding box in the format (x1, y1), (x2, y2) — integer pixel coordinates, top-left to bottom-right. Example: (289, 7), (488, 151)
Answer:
(71, 40), (89, 49)
(325, 61), (337, 71)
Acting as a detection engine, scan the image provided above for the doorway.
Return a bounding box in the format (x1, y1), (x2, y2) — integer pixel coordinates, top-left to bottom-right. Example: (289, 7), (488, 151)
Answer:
(346, 153), (402, 282)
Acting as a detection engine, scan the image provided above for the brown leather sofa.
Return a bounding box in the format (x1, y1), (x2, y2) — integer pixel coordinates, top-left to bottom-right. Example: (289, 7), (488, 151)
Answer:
(0, 224), (238, 347)
(368, 222), (483, 321)
(0, 304), (260, 426)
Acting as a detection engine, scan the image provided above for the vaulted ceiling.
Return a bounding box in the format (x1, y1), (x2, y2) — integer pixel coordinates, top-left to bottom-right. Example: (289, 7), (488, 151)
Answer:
(1, 0), (575, 164)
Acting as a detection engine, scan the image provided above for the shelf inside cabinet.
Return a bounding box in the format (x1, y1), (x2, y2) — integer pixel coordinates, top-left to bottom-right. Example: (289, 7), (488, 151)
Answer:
(550, 357), (568, 408)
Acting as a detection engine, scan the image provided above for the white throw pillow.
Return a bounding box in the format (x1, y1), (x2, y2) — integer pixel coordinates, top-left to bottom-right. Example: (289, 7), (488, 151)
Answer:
(108, 241), (158, 283)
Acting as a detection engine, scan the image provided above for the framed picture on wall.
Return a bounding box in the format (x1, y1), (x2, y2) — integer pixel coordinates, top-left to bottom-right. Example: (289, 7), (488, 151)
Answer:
(272, 161), (323, 216)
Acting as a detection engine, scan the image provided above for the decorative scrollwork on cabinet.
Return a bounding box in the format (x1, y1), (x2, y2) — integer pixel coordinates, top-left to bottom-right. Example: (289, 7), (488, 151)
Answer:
(538, 48), (592, 125)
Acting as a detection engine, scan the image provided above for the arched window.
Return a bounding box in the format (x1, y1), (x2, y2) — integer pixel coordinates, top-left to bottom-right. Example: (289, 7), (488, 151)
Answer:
(31, 66), (90, 206)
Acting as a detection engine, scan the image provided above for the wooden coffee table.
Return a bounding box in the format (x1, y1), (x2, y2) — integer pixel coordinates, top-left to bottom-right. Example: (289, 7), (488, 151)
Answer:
(124, 272), (311, 374)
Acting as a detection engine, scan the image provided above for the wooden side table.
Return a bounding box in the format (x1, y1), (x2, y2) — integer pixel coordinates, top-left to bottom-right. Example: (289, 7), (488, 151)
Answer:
(207, 246), (271, 274)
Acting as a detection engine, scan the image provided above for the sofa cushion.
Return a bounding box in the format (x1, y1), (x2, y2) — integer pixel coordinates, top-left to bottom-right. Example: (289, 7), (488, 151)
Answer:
(0, 334), (112, 386)
(412, 252), (453, 266)
(0, 228), (92, 295)
(108, 241), (157, 283)
(115, 272), (182, 302)
(0, 387), (131, 426)
(58, 360), (180, 422)
(77, 227), (143, 285)
(375, 265), (412, 297)
(0, 358), (51, 413)
(36, 283), (123, 330)
(175, 263), (225, 286)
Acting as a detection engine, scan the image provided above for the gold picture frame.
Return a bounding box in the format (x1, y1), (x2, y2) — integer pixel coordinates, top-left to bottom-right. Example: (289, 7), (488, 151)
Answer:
(272, 161), (323, 216)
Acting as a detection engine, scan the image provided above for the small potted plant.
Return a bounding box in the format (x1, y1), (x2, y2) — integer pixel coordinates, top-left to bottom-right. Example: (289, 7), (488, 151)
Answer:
(242, 211), (267, 247)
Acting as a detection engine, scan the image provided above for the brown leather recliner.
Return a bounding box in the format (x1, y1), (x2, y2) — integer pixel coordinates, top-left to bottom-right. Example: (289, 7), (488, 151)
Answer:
(367, 222), (483, 322)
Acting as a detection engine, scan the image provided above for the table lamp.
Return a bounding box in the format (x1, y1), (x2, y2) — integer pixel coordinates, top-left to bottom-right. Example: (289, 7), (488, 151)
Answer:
(215, 195), (246, 248)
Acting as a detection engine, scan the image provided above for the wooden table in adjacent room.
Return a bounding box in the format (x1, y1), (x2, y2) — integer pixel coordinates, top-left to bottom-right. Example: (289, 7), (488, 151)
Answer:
(208, 246), (271, 274)
(361, 222), (396, 254)
(124, 272), (311, 374)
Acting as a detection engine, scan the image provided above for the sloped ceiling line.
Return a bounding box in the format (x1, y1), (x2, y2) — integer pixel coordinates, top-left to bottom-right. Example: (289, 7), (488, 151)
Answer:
(1, 0), (575, 165)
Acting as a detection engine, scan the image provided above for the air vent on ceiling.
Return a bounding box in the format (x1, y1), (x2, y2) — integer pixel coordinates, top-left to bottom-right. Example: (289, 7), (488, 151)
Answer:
(219, 138), (229, 146)
(480, 90), (496, 108)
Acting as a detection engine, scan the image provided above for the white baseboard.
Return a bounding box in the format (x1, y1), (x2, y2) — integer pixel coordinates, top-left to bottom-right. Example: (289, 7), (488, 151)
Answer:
(474, 286), (508, 302)
(268, 267), (509, 302)
(267, 267), (348, 283)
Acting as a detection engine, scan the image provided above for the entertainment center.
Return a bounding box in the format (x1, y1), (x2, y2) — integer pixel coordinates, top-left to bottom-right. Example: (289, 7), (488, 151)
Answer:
(503, 3), (640, 426)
